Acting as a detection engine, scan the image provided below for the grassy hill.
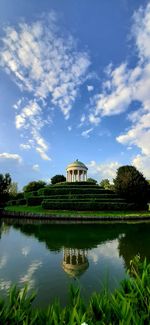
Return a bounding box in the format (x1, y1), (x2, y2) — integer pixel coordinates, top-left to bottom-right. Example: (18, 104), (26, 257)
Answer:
(7, 182), (137, 211)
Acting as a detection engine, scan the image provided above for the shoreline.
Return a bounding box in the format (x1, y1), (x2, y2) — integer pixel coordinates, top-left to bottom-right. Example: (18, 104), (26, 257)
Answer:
(1, 209), (150, 222)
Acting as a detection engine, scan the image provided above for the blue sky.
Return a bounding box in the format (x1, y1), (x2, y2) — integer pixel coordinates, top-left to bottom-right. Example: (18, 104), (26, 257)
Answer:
(0, 0), (150, 188)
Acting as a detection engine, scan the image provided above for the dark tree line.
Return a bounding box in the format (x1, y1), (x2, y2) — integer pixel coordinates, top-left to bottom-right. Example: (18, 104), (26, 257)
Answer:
(0, 173), (11, 207)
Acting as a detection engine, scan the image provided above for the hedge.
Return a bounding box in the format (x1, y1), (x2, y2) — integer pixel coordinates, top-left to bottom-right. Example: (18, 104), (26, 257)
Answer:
(16, 199), (27, 205)
(38, 187), (114, 196)
(24, 191), (38, 199)
(42, 200), (136, 210)
(39, 193), (120, 199)
(15, 192), (24, 199)
(7, 200), (18, 206)
(39, 198), (125, 203)
(53, 182), (99, 187)
(26, 196), (45, 206)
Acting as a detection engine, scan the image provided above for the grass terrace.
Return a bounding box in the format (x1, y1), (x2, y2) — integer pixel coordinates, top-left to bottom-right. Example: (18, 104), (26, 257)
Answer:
(7, 182), (139, 210)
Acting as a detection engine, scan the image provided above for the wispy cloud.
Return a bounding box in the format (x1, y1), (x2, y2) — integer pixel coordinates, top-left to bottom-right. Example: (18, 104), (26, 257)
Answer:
(20, 143), (31, 150)
(0, 152), (22, 163)
(32, 164), (40, 172)
(87, 2), (150, 175)
(0, 13), (90, 160)
(81, 128), (93, 138)
(20, 260), (42, 289)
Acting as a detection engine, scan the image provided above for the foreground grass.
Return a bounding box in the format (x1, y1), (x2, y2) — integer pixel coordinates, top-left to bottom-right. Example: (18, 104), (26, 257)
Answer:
(5, 205), (150, 218)
(0, 256), (150, 324)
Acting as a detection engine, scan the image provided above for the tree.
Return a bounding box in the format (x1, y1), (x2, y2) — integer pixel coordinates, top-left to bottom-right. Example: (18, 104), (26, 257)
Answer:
(0, 173), (11, 207)
(87, 178), (97, 184)
(8, 182), (18, 197)
(114, 165), (149, 208)
(100, 179), (111, 189)
(23, 180), (46, 192)
(51, 175), (66, 185)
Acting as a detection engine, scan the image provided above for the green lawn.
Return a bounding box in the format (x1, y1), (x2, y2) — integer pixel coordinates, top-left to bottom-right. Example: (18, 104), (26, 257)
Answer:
(5, 205), (150, 218)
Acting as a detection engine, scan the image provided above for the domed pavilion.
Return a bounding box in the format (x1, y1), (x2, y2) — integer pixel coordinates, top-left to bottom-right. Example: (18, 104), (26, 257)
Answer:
(66, 159), (88, 182)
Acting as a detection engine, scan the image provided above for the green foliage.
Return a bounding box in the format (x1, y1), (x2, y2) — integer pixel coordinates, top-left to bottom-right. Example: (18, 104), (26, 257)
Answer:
(0, 256), (150, 324)
(38, 187), (113, 196)
(16, 199), (26, 205)
(24, 191), (38, 199)
(114, 165), (149, 208)
(87, 177), (97, 184)
(15, 192), (24, 200)
(7, 200), (17, 206)
(8, 182), (18, 197)
(100, 178), (114, 190)
(51, 174), (66, 185)
(27, 196), (44, 206)
(23, 181), (46, 193)
(0, 173), (11, 207)
(42, 200), (136, 211)
(54, 181), (98, 186)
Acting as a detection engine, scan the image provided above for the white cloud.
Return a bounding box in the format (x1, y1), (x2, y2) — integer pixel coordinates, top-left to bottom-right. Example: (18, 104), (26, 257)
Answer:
(0, 256), (7, 269)
(0, 14), (90, 160)
(20, 143), (31, 150)
(21, 246), (31, 256)
(87, 160), (120, 181)
(67, 126), (72, 131)
(88, 2), (150, 164)
(89, 239), (120, 264)
(132, 154), (150, 179)
(36, 147), (51, 161)
(20, 260), (42, 289)
(88, 113), (100, 125)
(0, 153), (22, 163)
(32, 164), (40, 172)
(87, 85), (94, 92)
(81, 128), (93, 138)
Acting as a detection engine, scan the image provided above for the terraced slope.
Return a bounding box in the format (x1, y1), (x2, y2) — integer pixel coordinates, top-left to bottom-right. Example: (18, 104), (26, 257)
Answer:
(8, 182), (136, 211)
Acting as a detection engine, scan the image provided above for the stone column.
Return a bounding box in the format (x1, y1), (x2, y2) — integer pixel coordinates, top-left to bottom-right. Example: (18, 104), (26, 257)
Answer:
(83, 171), (85, 181)
(78, 170), (80, 182)
(85, 171), (87, 181)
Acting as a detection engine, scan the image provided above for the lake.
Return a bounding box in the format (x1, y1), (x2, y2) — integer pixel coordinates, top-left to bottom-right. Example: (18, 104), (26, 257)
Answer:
(0, 218), (150, 307)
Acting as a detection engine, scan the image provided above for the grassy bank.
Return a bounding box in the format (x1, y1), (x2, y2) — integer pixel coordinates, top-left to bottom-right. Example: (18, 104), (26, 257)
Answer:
(4, 205), (150, 218)
(0, 256), (150, 324)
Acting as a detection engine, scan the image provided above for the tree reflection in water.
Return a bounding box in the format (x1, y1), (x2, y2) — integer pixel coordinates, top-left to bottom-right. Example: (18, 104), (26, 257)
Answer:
(1, 219), (150, 274)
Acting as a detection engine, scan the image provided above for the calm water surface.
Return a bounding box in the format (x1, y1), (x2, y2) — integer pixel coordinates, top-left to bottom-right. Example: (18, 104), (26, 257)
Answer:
(0, 219), (150, 307)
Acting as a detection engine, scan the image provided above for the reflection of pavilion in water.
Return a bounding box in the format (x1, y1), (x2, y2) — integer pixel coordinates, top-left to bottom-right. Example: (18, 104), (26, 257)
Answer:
(62, 248), (89, 277)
